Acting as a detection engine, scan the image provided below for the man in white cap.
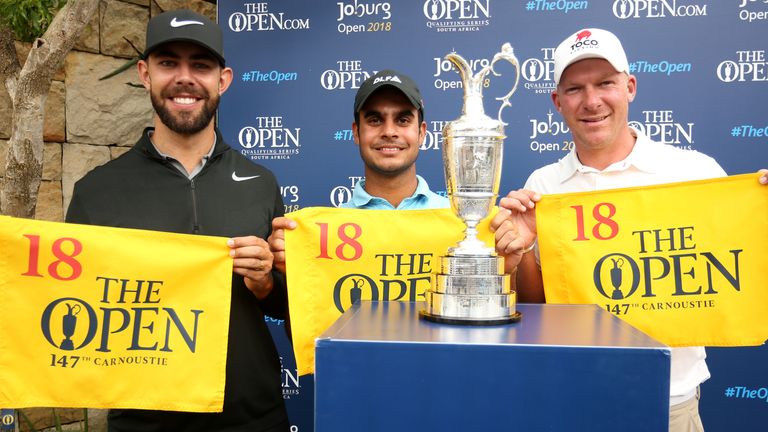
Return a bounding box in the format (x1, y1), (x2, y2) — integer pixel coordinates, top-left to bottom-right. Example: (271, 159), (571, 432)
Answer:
(491, 28), (768, 432)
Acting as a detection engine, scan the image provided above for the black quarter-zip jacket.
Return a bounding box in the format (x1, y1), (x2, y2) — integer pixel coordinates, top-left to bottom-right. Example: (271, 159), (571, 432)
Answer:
(66, 127), (289, 431)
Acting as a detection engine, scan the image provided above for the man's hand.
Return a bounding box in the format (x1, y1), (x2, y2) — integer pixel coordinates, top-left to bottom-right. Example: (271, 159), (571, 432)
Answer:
(268, 217), (297, 274)
(493, 189), (541, 270)
(228, 236), (274, 299)
(759, 169), (767, 185)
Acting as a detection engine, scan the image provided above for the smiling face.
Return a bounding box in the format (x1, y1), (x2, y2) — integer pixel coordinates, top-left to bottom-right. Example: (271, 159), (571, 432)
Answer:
(352, 86), (426, 179)
(552, 58), (637, 165)
(138, 41), (232, 135)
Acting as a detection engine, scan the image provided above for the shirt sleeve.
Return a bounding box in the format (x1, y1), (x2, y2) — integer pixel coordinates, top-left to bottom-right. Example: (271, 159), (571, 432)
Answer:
(65, 184), (90, 225)
(256, 180), (288, 320)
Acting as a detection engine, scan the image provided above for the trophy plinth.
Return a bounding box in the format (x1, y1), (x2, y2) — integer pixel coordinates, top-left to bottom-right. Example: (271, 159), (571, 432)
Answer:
(422, 254), (519, 325)
(420, 44), (521, 325)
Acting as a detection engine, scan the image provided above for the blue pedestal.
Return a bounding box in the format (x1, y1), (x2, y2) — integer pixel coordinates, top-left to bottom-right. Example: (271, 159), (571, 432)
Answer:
(315, 301), (670, 431)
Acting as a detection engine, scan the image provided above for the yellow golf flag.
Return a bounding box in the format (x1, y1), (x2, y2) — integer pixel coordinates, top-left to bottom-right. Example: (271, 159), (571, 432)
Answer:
(0, 216), (232, 412)
(537, 173), (768, 347)
(285, 207), (497, 375)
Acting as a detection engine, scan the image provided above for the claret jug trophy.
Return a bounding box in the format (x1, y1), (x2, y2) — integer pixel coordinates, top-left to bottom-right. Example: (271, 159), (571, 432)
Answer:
(420, 44), (521, 325)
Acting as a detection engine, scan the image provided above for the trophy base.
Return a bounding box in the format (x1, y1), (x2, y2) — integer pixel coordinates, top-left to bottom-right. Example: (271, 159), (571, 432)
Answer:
(419, 309), (521, 326)
(422, 290), (517, 323)
(421, 254), (517, 325)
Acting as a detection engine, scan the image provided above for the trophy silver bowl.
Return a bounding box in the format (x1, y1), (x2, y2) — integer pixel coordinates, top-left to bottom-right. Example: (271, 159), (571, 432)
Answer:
(420, 44), (521, 325)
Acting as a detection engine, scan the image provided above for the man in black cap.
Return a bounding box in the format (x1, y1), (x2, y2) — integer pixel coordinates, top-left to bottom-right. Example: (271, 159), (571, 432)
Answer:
(342, 69), (449, 210)
(66, 9), (290, 432)
(268, 69), (450, 272)
(269, 69), (521, 270)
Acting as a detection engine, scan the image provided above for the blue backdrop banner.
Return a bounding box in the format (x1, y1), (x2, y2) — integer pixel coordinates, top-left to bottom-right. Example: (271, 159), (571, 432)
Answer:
(217, 1), (767, 431)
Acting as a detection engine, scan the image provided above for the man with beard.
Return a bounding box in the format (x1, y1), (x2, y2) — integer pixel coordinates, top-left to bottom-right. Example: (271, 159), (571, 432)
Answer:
(66, 10), (290, 432)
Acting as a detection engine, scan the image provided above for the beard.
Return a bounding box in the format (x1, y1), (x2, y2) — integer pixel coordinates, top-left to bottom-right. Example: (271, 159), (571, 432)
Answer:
(150, 85), (219, 135)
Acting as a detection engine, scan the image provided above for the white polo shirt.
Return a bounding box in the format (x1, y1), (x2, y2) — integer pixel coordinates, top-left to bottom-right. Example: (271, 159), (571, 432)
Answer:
(525, 127), (726, 405)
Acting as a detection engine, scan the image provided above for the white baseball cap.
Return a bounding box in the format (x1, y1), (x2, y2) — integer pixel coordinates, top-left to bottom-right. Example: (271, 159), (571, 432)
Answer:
(553, 28), (629, 85)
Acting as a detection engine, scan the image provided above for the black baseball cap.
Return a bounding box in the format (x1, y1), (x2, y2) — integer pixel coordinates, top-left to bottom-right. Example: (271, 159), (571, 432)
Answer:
(354, 69), (424, 118)
(143, 10), (225, 66)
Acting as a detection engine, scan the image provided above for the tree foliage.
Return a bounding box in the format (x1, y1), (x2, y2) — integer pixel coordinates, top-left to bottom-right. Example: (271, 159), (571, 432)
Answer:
(0, 0), (68, 42)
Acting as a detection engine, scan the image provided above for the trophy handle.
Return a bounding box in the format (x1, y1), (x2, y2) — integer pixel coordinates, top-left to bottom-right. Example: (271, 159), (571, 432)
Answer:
(445, 44), (520, 125)
(444, 51), (473, 84)
(489, 43), (520, 126)
(444, 51), (485, 117)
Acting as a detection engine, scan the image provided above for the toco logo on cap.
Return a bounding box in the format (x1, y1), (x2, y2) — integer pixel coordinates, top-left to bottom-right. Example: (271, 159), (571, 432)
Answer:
(353, 69), (424, 119)
(143, 9), (225, 66)
(552, 28), (629, 85)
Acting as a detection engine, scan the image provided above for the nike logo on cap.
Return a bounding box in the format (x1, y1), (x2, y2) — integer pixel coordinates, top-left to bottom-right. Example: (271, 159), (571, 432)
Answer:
(232, 172), (260, 182)
(170, 17), (204, 27)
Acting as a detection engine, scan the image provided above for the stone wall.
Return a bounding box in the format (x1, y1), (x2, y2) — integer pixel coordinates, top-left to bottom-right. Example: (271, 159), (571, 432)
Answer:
(0, 0), (215, 222)
(1, 1), (215, 430)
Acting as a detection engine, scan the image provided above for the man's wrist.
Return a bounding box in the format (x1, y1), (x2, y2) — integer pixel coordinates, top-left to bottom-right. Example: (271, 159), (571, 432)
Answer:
(521, 241), (536, 254)
(247, 272), (274, 300)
